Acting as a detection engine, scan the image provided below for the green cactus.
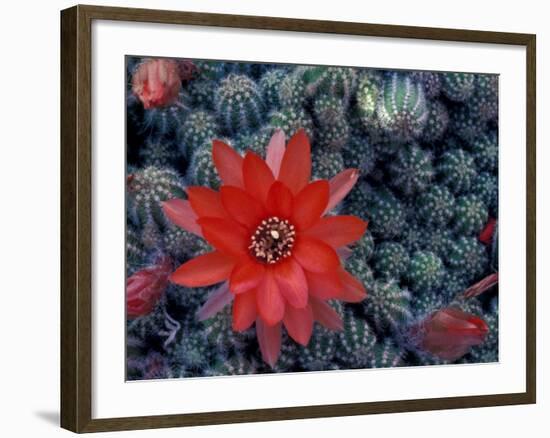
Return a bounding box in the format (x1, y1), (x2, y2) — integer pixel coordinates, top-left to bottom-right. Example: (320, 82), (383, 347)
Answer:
(469, 75), (498, 122)
(127, 166), (185, 228)
(363, 279), (412, 330)
(188, 79), (217, 110)
(342, 135), (376, 176)
(126, 224), (147, 274)
(355, 70), (383, 127)
(377, 72), (428, 142)
(453, 194), (489, 235)
(422, 99), (449, 142)
(411, 71), (442, 98)
(313, 95), (347, 124)
(446, 236), (489, 283)
(407, 251), (445, 293)
(345, 254), (375, 290)
(259, 69), (287, 109)
(437, 148), (477, 194)
(470, 130), (498, 173)
(235, 126), (273, 158)
(363, 186), (407, 239)
(416, 184), (455, 226)
(179, 110), (219, 156)
(138, 140), (179, 168)
(278, 73), (308, 108)
(366, 340), (405, 368)
(411, 291), (446, 319)
(311, 148), (345, 181)
(388, 144), (434, 196)
(269, 107), (314, 140)
(316, 117), (351, 151)
(441, 72), (475, 102)
(450, 104), (486, 145)
(472, 172), (498, 217)
(297, 325), (338, 371)
(335, 308), (377, 368)
(373, 242), (410, 280)
(298, 65), (358, 104)
(350, 230), (375, 262)
(422, 227), (454, 259)
(468, 310), (498, 363)
(215, 73), (265, 134)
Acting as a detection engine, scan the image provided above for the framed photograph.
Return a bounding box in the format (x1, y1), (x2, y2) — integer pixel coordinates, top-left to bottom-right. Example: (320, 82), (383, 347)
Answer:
(60, 4), (536, 433)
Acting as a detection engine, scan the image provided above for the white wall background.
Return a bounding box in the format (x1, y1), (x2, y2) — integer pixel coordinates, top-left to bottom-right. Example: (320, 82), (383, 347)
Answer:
(0, 0), (546, 436)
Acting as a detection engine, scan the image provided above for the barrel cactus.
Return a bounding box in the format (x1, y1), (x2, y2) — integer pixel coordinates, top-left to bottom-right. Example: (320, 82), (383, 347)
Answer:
(407, 251), (445, 293)
(388, 143), (434, 196)
(179, 110), (219, 156)
(441, 72), (475, 102)
(377, 72), (429, 142)
(446, 236), (489, 283)
(363, 279), (412, 331)
(416, 184), (455, 226)
(269, 107), (314, 140)
(438, 148), (477, 194)
(453, 194), (489, 235)
(373, 242), (410, 280)
(215, 73), (265, 134)
(127, 166), (185, 228)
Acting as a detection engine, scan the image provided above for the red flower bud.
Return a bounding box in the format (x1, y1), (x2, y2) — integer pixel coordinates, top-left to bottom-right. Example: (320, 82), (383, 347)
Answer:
(127, 256), (172, 318)
(412, 307), (489, 361)
(131, 59), (182, 109)
(479, 217), (497, 245)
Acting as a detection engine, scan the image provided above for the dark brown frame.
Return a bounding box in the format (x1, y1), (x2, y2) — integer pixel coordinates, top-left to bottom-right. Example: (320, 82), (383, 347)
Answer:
(61, 4), (536, 433)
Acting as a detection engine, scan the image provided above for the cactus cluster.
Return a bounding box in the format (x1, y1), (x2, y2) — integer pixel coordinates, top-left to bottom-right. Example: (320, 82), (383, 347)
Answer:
(126, 56), (499, 379)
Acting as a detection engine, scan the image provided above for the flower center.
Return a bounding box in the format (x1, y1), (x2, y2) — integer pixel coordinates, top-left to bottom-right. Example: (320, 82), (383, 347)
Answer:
(249, 217), (296, 264)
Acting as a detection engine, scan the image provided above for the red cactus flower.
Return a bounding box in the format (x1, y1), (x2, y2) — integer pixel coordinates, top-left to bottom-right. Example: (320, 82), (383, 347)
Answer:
(412, 307), (489, 361)
(479, 217), (497, 245)
(163, 129), (367, 366)
(127, 256), (172, 318)
(131, 58), (182, 109)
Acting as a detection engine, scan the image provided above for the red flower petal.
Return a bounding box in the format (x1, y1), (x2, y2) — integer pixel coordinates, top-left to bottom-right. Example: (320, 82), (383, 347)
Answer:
(325, 168), (359, 214)
(302, 216), (367, 248)
(232, 290), (257, 331)
(197, 217), (249, 256)
(212, 140), (244, 188)
(196, 282), (233, 321)
(291, 180), (329, 230)
(479, 217), (497, 245)
(304, 269), (343, 300)
(171, 251), (234, 287)
(283, 304), (313, 346)
(243, 152), (275, 204)
(256, 270), (285, 326)
(187, 186), (227, 219)
(278, 129), (311, 195)
(273, 258), (308, 308)
(256, 319), (282, 367)
(293, 236), (340, 273)
(310, 297), (343, 331)
(265, 129), (286, 177)
(266, 181), (293, 219)
(337, 268), (368, 302)
(162, 199), (203, 237)
(220, 186), (265, 228)
(417, 307), (489, 361)
(230, 258), (266, 294)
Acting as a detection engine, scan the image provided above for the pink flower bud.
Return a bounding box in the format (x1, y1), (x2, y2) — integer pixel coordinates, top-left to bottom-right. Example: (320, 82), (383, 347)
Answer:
(412, 307), (489, 361)
(131, 59), (182, 109)
(127, 256), (172, 318)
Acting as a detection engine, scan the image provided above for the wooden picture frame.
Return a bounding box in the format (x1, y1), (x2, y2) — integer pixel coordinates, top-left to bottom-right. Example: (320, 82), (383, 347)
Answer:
(60, 4), (536, 433)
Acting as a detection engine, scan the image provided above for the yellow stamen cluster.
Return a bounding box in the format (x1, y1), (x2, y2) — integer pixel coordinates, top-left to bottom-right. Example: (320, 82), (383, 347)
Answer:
(249, 217), (296, 264)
